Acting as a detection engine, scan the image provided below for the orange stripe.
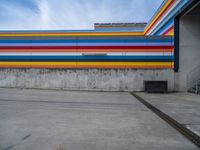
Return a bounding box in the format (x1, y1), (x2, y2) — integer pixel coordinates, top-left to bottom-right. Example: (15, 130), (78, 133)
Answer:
(0, 32), (144, 37)
(76, 65), (173, 69)
(0, 31), (141, 34)
(164, 27), (174, 36)
(145, 0), (176, 35)
(0, 65), (173, 69)
(163, 26), (174, 34)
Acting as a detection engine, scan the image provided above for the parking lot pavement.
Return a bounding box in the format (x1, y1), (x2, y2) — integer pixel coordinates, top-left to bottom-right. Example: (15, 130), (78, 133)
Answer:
(0, 88), (198, 150)
(136, 92), (200, 137)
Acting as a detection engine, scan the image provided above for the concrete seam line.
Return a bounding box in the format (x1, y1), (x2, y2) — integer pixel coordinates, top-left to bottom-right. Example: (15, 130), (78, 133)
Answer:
(0, 98), (135, 106)
(130, 92), (200, 148)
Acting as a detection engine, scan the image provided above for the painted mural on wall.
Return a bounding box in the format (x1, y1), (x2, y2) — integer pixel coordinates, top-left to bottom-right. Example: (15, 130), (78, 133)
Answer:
(0, 0), (193, 69)
(0, 32), (173, 68)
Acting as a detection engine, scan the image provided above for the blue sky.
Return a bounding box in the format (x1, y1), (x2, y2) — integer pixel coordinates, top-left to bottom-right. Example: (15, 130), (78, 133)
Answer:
(0, 0), (163, 30)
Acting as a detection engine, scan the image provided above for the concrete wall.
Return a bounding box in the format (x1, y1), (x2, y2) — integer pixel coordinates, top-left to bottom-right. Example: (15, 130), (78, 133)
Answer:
(175, 4), (200, 91)
(0, 69), (174, 92)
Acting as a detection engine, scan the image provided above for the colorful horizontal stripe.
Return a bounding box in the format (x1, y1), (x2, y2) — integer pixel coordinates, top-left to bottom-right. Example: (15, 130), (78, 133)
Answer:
(0, 39), (172, 43)
(0, 56), (174, 62)
(0, 52), (173, 56)
(0, 31), (144, 37)
(0, 36), (174, 69)
(0, 62), (174, 69)
(0, 46), (173, 49)
(0, 49), (174, 52)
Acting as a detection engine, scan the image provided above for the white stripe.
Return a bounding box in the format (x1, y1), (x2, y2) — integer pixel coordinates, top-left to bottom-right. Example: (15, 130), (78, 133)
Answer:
(148, 0), (181, 34)
(126, 52), (172, 56)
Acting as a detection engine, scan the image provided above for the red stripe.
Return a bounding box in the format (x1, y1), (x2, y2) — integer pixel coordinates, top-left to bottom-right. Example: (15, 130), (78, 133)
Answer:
(0, 46), (174, 49)
(145, 0), (175, 35)
(163, 26), (174, 35)
(0, 49), (174, 52)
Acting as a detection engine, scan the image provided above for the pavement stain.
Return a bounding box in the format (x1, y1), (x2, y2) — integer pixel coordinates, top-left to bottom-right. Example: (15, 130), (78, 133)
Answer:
(0, 133), (31, 150)
(21, 133), (31, 141)
(54, 148), (67, 150)
(1, 145), (15, 150)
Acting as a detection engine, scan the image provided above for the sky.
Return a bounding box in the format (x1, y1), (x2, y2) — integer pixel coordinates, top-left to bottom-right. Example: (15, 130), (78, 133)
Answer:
(0, 0), (163, 30)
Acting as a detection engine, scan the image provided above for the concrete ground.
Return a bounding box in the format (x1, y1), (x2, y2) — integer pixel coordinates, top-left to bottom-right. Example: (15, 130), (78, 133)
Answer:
(0, 88), (198, 150)
(136, 92), (200, 137)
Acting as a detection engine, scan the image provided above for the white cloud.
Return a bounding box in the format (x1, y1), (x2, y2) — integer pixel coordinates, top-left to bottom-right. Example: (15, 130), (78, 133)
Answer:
(0, 0), (163, 30)
(39, 0), (51, 29)
(0, 2), (39, 30)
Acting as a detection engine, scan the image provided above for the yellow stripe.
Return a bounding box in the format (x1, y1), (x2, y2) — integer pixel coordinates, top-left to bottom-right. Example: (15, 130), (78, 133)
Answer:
(0, 32), (144, 37)
(0, 62), (173, 66)
(77, 62), (172, 66)
(145, 0), (173, 34)
(165, 30), (174, 36)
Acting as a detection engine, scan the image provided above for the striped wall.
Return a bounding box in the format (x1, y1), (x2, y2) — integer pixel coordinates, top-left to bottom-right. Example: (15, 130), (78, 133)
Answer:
(0, 33), (174, 69)
(1, 0), (195, 69)
(145, 0), (191, 36)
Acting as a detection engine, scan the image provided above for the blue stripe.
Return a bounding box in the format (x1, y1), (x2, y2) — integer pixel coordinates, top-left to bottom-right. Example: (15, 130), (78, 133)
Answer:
(145, 0), (167, 31)
(0, 42), (172, 46)
(0, 56), (174, 61)
(156, 19), (174, 35)
(150, 0), (190, 35)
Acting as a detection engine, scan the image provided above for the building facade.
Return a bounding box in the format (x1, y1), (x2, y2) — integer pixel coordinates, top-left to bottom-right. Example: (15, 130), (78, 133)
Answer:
(0, 0), (199, 91)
